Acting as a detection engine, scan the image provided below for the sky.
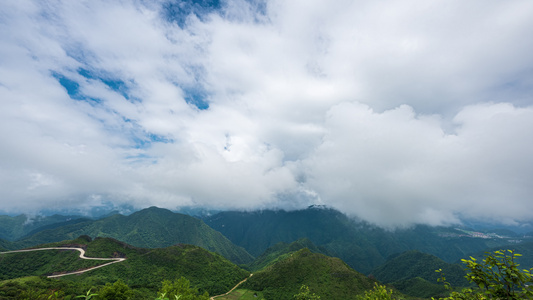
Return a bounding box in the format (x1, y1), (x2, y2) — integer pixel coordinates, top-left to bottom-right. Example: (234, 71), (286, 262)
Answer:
(1, 0), (533, 228)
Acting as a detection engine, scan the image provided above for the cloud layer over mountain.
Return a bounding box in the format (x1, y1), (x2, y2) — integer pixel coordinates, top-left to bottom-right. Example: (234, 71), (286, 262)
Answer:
(1, 0), (533, 227)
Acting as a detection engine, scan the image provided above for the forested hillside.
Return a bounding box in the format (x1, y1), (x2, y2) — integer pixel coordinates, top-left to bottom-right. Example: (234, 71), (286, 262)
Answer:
(2, 206), (532, 299)
(242, 248), (377, 300)
(0, 248), (109, 280)
(0, 214), (84, 241)
(0, 236), (250, 299)
(0, 238), (9, 251)
(370, 250), (469, 298)
(371, 250), (468, 286)
(63, 237), (250, 296)
(248, 238), (331, 271)
(205, 207), (517, 273)
(11, 207), (253, 265)
(469, 240), (533, 269)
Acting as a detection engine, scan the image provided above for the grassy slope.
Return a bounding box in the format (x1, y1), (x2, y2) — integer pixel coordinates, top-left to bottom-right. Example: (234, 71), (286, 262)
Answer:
(14, 207), (253, 265)
(242, 248), (377, 300)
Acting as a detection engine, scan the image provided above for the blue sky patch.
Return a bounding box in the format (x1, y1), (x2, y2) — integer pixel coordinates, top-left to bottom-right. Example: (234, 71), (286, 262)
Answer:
(132, 135), (172, 149)
(53, 72), (82, 100)
(182, 87), (209, 110)
(78, 68), (131, 100)
(53, 72), (102, 105)
(127, 119), (174, 149)
(162, 0), (221, 27)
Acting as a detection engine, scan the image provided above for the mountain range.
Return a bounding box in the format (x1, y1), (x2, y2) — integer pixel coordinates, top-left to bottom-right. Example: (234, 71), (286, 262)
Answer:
(203, 206), (520, 273)
(1, 205), (531, 299)
(2, 206), (527, 272)
(1, 207), (252, 265)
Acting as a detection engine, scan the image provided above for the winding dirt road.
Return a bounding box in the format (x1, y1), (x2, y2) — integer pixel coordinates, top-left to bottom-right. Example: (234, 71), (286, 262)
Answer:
(2, 247), (250, 297)
(210, 273), (253, 300)
(0, 247), (125, 278)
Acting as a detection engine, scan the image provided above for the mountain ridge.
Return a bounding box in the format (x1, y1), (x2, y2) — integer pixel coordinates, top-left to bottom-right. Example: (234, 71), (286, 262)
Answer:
(242, 248), (378, 300)
(9, 207), (253, 265)
(204, 207), (518, 273)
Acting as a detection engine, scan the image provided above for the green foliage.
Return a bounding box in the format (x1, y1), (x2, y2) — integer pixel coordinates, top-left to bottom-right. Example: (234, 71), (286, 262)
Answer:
(464, 250), (533, 299)
(158, 277), (209, 300)
(206, 208), (516, 274)
(0, 237), (11, 251)
(471, 241), (533, 270)
(1, 236), (249, 298)
(75, 288), (98, 299)
(47, 289), (63, 300)
(61, 238), (249, 296)
(243, 248), (376, 300)
(13, 207), (253, 265)
(370, 250), (468, 298)
(0, 276), (93, 300)
(388, 277), (447, 298)
(355, 283), (395, 300)
(436, 250), (533, 299)
(249, 238), (331, 271)
(98, 279), (133, 300)
(293, 285), (321, 300)
(0, 249), (110, 280)
(372, 250), (468, 286)
(212, 288), (265, 300)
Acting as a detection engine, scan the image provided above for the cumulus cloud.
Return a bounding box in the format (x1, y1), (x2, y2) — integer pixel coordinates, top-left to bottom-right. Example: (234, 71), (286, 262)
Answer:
(304, 102), (533, 227)
(1, 0), (533, 227)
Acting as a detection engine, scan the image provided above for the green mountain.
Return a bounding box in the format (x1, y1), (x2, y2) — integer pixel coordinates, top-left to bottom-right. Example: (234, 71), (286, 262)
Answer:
(0, 214), (84, 241)
(64, 237), (250, 296)
(21, 217), (92, 239)
(371, 250), (468, 286)
(388, 277), (448, 299)
(249, 238), (331, 271)
(468, 240), (533, 269)
(242, 248), (377, 300)
(1, 236), (250, 298)
(370, 250), (469, 298)
(13, 207), (253, 265)
(0, 238), (9, 251)
(205, 207), (516, 273)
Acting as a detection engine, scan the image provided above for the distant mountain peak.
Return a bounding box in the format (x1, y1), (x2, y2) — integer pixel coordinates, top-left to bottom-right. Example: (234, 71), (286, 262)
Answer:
(307, 204), (328, 210)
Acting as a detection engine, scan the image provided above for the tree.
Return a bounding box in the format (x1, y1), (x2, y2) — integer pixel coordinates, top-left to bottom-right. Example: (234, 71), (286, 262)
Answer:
(158, 277), (209, 300)
(294, 285), (321, 300)
(98, 279), (133, 300)
(436, 250), (533, 299)
(356, 283), (395, 300)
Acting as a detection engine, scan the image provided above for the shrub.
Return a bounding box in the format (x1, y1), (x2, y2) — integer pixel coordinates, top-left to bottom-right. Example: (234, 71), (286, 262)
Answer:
(436, 250), (533, 299)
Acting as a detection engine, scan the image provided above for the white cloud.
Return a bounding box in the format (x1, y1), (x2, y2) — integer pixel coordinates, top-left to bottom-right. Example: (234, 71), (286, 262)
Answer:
(303, 102), (533, 227)
(1, 0), (532, 227)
